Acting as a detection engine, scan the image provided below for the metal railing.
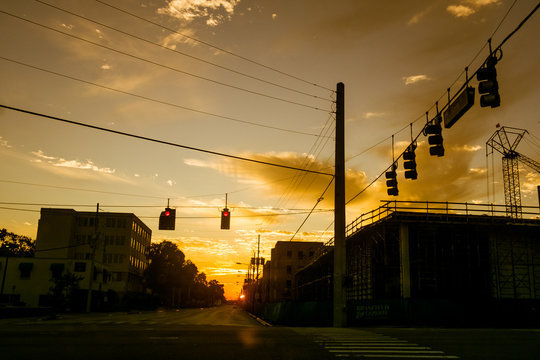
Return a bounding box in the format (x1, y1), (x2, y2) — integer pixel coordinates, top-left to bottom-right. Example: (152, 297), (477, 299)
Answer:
(346, 200), (540, 237)
(311, 200), (539, 263)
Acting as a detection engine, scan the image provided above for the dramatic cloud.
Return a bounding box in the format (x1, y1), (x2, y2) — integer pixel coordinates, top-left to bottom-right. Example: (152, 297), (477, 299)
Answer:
(403, 74), (431, 85)
(447, 0), (499, 18)
(0, 136), (12, 148)
(447, 5), (475, 17)
(363, 112), (385, 119)
(31, 150), (115, 174)
(158, 0), (240, 27)
(408, 7), (433, 25)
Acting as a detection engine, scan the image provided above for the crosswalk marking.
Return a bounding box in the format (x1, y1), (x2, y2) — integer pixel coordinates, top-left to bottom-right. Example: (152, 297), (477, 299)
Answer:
(298, 328), (460, 359)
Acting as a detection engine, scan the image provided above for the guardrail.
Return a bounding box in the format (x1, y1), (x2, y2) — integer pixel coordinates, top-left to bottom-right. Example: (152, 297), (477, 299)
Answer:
(320, 200), (539, 250)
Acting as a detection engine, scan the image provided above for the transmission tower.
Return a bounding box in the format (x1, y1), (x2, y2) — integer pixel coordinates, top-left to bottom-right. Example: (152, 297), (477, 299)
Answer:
(486, 126), (540, 218)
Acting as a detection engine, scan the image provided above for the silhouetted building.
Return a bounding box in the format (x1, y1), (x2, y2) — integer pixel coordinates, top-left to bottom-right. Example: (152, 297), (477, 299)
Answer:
(295, 201), (540, 326)
(35, 208), (152, 300)
(260, 241), (324, 303)
(0, 257), (108, 309)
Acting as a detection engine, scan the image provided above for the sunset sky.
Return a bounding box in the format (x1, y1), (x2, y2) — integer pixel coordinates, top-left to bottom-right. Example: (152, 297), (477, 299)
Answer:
(1, 0), (539, 299)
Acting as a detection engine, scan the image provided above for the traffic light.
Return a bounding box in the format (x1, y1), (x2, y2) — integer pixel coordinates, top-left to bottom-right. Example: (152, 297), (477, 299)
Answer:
(477, 56), (500, 108)
(425, 118), (444, 157)
(403, 144), (417, 180)
(385, 163), (398, 196)
(221, 207), (231, 230)
(159, 207), (175, 230)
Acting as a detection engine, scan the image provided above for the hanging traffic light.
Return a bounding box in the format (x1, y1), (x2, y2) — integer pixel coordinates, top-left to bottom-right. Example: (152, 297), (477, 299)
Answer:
(221, 207), (231, 230)
(385, 163), (398, 196)
(477, 56), (500, 108)
(159, 207), (176, 230)
(425, 117), (444, 157)
(403, 144), (417, 180)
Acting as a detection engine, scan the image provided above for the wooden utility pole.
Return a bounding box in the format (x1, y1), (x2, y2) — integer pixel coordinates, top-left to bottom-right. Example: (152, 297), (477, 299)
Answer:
(86, 203), (99, 313)
(333, 82), (346, 327)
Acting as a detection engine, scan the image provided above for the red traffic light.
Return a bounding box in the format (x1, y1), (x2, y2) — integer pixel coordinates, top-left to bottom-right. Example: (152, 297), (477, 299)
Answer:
(222, 211), (229, 217)
(164, 210), (171, 217)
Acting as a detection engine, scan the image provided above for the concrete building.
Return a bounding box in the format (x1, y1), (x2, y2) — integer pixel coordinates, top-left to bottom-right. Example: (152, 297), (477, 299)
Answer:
(0, 256), (107, 309)
(34, 208), (152, 299)
(260, 241), (324, 303)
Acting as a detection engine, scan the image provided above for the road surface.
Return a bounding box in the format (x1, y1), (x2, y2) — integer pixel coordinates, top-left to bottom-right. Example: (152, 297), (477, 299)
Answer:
(1, 305), (538, 359)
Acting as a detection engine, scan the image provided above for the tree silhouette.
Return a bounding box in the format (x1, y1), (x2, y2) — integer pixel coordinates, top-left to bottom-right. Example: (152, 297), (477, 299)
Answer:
(144, 240), (225, 307)
(0, 228), (35, 257)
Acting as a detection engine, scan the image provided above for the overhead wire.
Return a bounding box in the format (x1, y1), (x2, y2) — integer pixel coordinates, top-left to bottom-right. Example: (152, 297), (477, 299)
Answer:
(0, 56), (330, 139)
(0, 179), (170, 200)
(345, 1), (539, 205)
(345, 0), (528, 165)
(289, 176), (335, 241)
(94, 0), (334, 93)
(35, 0), (332, 103)
(0, 201), (332, 212)
(0, 10), (329, 112)
(0, 104), (334, 177)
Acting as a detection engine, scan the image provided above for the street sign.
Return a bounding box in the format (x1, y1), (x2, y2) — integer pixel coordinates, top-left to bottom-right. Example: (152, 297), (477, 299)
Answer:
(443, 87), (475, 129)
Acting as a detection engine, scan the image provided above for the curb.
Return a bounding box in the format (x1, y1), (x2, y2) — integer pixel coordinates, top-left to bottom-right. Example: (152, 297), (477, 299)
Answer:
(247, 312), (272, 327)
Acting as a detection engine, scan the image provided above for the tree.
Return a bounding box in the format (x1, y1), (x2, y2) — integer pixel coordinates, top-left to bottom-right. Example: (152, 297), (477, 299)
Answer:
(144, 240), (226, 308)
(0, 228), (35, 257)
(49, 271), (83, 311)
(145, 241), (186, 307)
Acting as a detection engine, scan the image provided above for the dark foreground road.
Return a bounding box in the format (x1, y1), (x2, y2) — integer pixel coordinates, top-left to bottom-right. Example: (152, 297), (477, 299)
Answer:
(1, 306), (539, 359)
(0, 305), (333, 360)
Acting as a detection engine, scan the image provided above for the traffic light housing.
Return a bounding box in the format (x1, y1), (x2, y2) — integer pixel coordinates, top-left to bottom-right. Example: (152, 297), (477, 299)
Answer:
(385, 164), (398, 196)
(159, 207), (175, 230)
(426, 117), (444, 157)
(403, 144), (417, 180)
(221, 207), (231, 230)
(477, 56), (500, 108)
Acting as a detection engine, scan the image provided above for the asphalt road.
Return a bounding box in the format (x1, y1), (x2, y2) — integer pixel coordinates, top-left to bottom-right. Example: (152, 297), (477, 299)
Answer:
(0, 305), (333, 360)
(1, 306), (539, 359)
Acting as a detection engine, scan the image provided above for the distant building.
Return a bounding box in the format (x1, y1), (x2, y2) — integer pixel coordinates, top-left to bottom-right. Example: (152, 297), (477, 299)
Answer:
(260, 241), (324, 303)
(34, 208), (152, 301)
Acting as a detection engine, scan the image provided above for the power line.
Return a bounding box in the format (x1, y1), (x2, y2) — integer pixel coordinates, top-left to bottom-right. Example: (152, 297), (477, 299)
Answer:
(0, 56), (331, 139)
(0, 104), (334, 177)
(35, 0), (332, 104)
(94, 0), (334, 93)
(346, 0), (535, 165)
(290, 176), (335, 241)
(0, 10), (329, 112)
(0, 201), (333, 212)
(0, 179), (169, 199)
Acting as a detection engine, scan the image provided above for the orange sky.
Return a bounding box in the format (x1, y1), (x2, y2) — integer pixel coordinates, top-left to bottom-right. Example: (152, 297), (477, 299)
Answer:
(1, 0), (539, 299)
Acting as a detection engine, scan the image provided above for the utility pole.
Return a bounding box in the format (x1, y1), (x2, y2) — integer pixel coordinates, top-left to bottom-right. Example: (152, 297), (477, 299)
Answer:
(334, 82), (346, 327)
(256, 234), (261, 280)
(86, 203), (99, 313)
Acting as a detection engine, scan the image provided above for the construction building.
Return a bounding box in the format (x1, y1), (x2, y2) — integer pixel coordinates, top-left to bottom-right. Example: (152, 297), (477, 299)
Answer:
(294, 201), (540, 326)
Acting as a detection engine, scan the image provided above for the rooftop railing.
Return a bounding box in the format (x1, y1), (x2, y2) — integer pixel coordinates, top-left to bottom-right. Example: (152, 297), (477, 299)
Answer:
(320, 200), (539, 251)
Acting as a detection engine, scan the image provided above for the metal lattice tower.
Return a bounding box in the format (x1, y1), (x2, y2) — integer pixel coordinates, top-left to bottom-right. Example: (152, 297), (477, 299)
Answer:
(486, 126), (540, 218)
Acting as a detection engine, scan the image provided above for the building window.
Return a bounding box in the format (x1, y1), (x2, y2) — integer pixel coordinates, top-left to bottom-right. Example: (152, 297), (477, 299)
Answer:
(298, 251), (304, 260)
(286, 250), (292, 258)
(286, 280), (292, 288)
(286, 265), (292, 275)
(19, 262), (33, 279)
(50, 263), (65, 279)
(74, 262), (86, 272)
(309, 251), (314, 257)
